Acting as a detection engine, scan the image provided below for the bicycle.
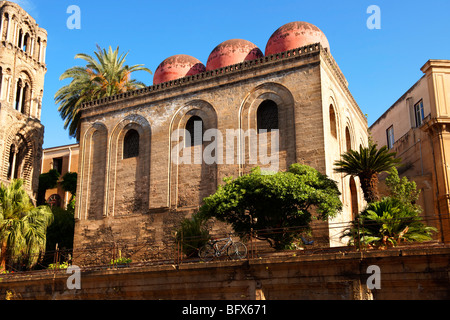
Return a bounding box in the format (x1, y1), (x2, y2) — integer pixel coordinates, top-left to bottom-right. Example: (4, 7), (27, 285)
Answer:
(198, 234), (247, 262)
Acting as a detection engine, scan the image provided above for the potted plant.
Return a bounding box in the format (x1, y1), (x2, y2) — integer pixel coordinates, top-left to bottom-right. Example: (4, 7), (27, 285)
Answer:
(110, 250), (132, 268)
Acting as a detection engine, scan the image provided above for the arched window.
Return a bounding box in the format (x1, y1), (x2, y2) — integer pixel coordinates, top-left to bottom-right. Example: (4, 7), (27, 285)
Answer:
(329, 105), (337, 139)
(185, 116), (203, 147)
(14, 79), (22, 111)
(345, 127), (351, 152)
(47, 194), (61, 208)
(36, 37), (41, 61)
(17, 29), (23, 48)
(123, 129), (139, 159)
(21, 82), (29, 114)
(7, 144), (16, 180)
(23, 33), (30, 52)
(257, 100), (279, 132)
(349, 177), (358, 219)
(2, 14), (9, 41)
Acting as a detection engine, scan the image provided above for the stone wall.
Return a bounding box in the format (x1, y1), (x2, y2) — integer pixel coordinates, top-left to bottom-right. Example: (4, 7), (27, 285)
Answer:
(1, 244), (449, 300)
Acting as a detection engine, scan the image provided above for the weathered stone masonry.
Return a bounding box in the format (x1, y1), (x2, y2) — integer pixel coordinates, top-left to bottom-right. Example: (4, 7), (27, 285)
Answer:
(73, 23), (369, 265)
(0, 1), (47, 201)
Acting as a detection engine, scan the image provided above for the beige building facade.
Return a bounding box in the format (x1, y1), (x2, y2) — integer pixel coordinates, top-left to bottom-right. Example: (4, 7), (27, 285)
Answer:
(73, 22), (369, 264)
(370, 59), (450, 243)
(0, 1), (47, 200)
(41, 143), (79, 208)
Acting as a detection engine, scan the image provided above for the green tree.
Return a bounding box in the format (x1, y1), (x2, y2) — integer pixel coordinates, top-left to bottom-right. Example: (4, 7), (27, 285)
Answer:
(384, 167), (420, 210)
(341, 197), (436, 249)
(45, 206), (75, 253)
(199, 164), (342, 250)
(61, 172), (77, 212)
(175, 214), (210, 257)
(37, 169), (60, 206)
(0, 180), (53, 271)
(61, 172), (77, 196)
(334, 144), (401, 203)
(55, 45), (152, 140)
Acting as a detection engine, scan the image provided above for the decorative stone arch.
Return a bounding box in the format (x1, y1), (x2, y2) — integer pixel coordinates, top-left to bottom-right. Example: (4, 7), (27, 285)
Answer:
(169, 100), (218, 208)
(327, 92), (341, 141)
(13, 69), (34, 116)
(344, 116), (356, 153)
(0, 12), (10, 41)
(77, 122), (108, 220)
(107, 114), (151, 216)
(240, 82), (296, 173)
(2, 125), (37, 191)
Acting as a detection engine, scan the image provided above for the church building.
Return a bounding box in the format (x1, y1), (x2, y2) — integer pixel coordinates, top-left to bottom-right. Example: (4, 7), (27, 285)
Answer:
(0, 1), (47, 201)
(73, 21), (369, 264)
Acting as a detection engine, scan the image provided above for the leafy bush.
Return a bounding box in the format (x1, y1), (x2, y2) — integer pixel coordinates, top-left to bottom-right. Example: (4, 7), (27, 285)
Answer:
(48, 261), (70, 270)
(199, 164), (342, 250)
(342, 197), (437, 249)
(175, 214), (210, 257)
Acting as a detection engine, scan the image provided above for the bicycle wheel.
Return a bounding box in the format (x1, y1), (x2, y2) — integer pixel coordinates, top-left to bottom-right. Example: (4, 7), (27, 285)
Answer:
(227, 242), (247, 260)
(198, 243), (215, 262)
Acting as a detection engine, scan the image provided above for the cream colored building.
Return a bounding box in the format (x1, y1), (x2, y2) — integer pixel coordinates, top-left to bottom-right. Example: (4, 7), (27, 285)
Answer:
(370, 59), (450, 243)
(41, 143), (79, 208)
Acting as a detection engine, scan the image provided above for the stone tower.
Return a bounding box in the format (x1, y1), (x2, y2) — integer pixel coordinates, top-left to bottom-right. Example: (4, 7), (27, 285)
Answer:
(0, 1), (47, 200)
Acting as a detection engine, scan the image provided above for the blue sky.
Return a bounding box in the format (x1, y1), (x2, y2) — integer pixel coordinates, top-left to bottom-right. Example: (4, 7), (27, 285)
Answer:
(11, 0), (450, 148)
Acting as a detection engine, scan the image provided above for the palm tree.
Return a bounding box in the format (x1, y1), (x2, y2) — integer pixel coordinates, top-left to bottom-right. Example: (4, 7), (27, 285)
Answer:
(334, 143), (401, 203)
(341, 197), (436, 249)
(55, 45), (152, 140)
(0, 180), (53, 271)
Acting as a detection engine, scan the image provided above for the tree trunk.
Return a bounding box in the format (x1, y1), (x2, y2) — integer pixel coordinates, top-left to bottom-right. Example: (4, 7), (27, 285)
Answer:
(0, 241), (6, 271)
(359, 173), (380, 203)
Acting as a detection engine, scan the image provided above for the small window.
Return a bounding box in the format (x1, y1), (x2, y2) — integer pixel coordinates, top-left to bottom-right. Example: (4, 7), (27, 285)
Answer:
(185, 116), (203, 147)
(53, 157), (63, 175)
(123, 129), (140, 159)
(386, 126), (395, 149)
(329, 105), (337, 139)
(7, 145), (16, 180)
(345, 127), (352, 152)
(257, 100), (279, 132)
(414, 100), (425, 127)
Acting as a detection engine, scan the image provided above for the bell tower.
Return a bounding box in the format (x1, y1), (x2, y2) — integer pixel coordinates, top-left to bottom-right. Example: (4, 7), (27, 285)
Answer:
(0, 1), (47, 200)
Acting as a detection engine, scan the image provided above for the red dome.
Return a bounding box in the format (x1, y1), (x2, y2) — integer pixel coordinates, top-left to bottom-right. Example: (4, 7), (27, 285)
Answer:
(206, 39), (263, 71)
(153, 54), (206, 85)
(265, 21), (329, 56)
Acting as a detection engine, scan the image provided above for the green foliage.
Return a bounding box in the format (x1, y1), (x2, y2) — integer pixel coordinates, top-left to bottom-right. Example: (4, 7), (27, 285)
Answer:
(199, 164), (342, 250)
(342, 197), (437, 249)
(334, 144), (401, 203)
(385, 168), (420, 210)
(110, 257), (132, 265)
(45, 206), (75, 252)
(0, 180), (53, 270)
(55, 45), (152, 140)
(175, 213), (210, 257)
(47, 261), (70, 270)
(37, 169), (60, 206)
(61, 172), (77, 196)
(110, 250), (131, 265)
